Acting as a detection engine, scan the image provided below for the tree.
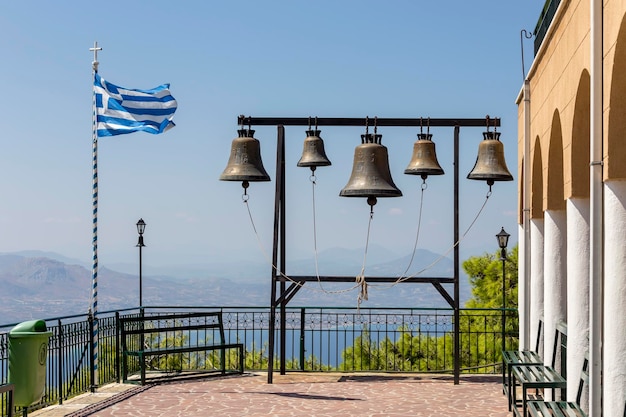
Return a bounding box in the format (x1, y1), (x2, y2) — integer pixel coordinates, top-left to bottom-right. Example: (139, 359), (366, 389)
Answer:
(462, 246), (519, 364)
(337, 247), (521, 373)
(463, 245), (518, 309)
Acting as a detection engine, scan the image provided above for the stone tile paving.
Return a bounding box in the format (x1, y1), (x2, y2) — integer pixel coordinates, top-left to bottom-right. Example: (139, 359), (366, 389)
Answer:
(80, 373), (510, 417)
(30, 384), (145, 417)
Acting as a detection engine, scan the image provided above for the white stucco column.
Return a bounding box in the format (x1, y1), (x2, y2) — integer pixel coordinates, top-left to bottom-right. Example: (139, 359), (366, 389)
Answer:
(604, 180), (626, 417)
(530, 218), (545, 354)
(543, 210), (567, 373)
(566, 198), (590, 407)
(518, 223), (528, 349)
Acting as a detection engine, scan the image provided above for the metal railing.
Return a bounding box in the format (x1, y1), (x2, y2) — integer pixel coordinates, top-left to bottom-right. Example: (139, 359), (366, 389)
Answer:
(0, 306), (518, 416)
(0, 309), (135, 416)
(534, 0), (562, 55)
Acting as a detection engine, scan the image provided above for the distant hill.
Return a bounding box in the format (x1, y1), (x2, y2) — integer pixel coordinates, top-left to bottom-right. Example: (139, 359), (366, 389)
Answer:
(0, 249), (468, 326)
(8, 250), (89, 268)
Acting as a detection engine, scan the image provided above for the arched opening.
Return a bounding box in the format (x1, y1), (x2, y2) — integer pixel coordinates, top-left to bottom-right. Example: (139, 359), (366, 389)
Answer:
(547, 110), (565, 210)
(532, 136), (544, 219)
(571, 70), (590, 197)
(607, 16), (626, 179)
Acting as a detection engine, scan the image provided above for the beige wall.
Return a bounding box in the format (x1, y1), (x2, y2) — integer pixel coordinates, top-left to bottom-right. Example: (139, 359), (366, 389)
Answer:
(517, 1), (626, 414)
(519, 0), (626, 218)
(518, 0), (594, 219)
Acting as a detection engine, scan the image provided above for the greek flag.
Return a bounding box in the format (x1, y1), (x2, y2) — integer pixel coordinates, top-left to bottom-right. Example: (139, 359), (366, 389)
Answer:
(94, 73), (177, 137)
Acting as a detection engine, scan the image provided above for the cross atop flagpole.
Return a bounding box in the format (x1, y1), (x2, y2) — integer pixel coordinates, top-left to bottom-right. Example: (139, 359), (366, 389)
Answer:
(89, 40), (101, 389)
(90, 41), (101, 73)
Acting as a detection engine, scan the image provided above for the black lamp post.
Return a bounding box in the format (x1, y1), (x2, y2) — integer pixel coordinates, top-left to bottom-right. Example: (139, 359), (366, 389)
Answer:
(496, 227), (510, 358)
(136, 219), (146, 307)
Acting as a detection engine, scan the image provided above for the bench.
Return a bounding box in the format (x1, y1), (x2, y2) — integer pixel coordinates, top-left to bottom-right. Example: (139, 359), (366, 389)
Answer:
(120, 311), (244, 385)
(527, 352), (589, 417)
(0, 384), (14, 417)
(510, 321), (568, 417)
(503, 320), (544, 397)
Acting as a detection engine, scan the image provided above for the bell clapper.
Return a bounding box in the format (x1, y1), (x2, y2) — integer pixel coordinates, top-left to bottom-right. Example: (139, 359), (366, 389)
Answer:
(241, 180), (250, 202)
(367, 196), (377, 215)
(309, 166), (317, 184)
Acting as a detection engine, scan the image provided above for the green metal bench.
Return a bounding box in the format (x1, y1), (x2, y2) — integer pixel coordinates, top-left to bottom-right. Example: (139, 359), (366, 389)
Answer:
(0, 383), (15, 417)
(527, 352), (588, 417)
(503, 320), (544, 397)
(120, 311), (244, 385)
(510, 321), (568, 417)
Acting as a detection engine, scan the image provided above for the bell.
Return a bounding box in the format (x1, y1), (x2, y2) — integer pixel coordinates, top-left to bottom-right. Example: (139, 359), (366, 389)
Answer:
(297, 129), (331, 170)
(219, 129), (271, 182)
(404, 133), (445, 179)
(339, 133), (402, 200)
(467, 131), (513, 185)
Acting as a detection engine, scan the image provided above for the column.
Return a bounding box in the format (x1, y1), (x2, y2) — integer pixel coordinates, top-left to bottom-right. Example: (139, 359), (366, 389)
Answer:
(566, 198), (590, 407)
(543, 210), (567, 374)
(518, 223), (528, 349)
(530, 218), (545, 354)
(604, 180), (626, 417)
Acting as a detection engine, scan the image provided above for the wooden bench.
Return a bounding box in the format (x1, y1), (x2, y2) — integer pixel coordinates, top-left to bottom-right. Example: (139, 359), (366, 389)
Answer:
(503, 320), (544, 397)
(527, 352), (589, 417)
(510, 321), (568, 417)
(120, 311), (244, 385)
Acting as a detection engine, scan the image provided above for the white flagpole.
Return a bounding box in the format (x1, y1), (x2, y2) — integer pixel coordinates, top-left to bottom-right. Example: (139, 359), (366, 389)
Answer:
(89, 40), (102, 388)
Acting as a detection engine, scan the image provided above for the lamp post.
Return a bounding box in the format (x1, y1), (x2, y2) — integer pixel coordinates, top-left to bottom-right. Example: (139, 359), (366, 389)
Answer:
(136, 219), (146, 307)
(496, 227), (510, 358)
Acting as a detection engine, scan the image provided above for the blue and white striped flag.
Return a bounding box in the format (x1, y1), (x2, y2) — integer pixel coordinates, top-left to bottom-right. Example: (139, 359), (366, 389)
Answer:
(94, 73), (177, 137)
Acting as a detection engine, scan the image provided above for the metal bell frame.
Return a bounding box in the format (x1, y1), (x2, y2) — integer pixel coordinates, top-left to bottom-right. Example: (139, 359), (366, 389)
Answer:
(227, 115), (511, 386)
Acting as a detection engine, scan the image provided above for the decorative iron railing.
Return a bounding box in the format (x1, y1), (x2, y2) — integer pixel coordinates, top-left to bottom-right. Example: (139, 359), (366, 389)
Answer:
(0, 306), (518, 416)
(534, 0), (562, 55)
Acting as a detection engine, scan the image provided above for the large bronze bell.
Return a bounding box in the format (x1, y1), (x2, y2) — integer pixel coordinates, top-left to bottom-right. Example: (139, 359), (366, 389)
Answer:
(219, 129), (271, 183)
(297, 129), (331, 170)
(339, 133), (402, 201)
(467, 131), (513, 185)
(404, 133), (445, 179)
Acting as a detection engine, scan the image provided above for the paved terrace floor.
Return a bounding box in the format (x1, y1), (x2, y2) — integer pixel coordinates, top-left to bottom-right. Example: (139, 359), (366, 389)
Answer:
(31, 373), (511, 417)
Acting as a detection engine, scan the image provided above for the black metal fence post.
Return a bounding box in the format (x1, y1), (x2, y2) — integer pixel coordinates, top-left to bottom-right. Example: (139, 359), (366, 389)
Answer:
(115, 312), (120, 383)
(57, 319), (63, 405)
(88, 312), (95, 393)
(299, 308), (305, 371)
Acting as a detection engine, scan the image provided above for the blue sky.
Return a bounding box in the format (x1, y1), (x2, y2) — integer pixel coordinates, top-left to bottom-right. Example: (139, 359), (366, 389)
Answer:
(0, 1), (543, 270)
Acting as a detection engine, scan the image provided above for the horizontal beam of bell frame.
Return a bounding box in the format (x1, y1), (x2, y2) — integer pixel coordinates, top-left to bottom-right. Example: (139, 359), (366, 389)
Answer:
(278, 275), (455, 284)
(237, 116), (500, 128)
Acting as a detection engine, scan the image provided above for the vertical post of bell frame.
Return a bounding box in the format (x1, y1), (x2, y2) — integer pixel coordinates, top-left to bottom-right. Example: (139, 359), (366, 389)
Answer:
(268, 125), (286, 383)
(453, 125), (460, 385)
(278, 125), (287, 375)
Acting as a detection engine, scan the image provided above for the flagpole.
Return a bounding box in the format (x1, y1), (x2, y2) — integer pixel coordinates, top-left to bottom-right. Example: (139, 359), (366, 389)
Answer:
(89, 40), (102, 389)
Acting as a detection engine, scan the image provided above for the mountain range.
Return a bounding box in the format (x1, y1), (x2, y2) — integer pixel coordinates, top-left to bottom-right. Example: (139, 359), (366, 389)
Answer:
(0, 247), (469, 326)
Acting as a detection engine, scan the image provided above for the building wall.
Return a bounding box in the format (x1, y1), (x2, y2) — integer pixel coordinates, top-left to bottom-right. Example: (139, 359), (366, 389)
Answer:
(517, 0), (626, 415)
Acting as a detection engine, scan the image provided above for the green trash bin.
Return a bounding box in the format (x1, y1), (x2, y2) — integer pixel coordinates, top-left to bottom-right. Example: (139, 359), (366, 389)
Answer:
(8, 320), (52, 407)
